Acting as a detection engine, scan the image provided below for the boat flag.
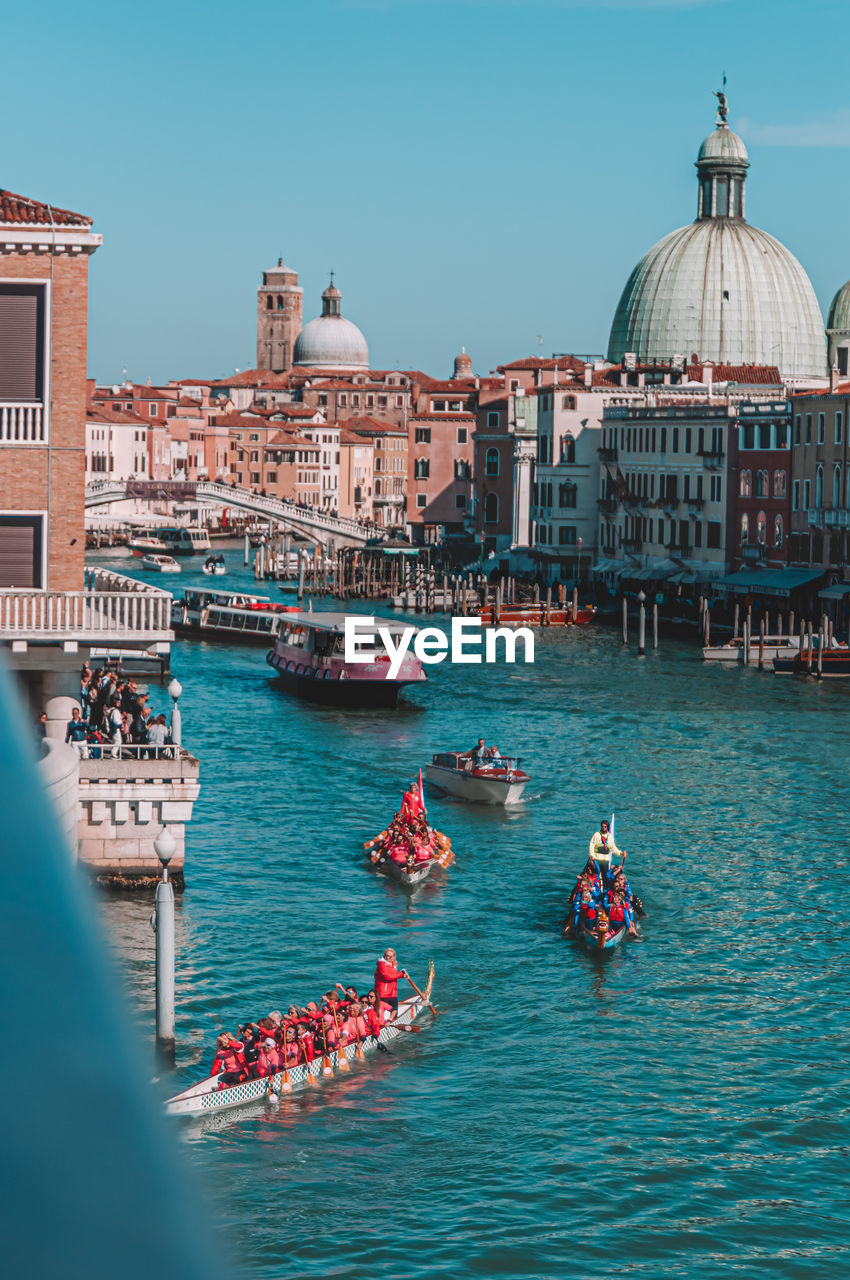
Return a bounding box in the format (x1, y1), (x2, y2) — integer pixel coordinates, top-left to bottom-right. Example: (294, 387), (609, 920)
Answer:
(610, 812), (615, 844)
(418, 766), (426, 815)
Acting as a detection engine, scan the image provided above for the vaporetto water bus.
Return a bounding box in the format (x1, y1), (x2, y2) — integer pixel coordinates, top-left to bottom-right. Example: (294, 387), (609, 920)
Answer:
(164, 967), (435, 1117)
(172, 590), (299, 643)
(266, 612), (426, 707)
(425, 751), (530, 805)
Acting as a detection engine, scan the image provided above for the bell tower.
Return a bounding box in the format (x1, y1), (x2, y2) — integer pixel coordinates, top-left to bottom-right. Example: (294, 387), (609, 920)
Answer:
(256, 259), (303, 372)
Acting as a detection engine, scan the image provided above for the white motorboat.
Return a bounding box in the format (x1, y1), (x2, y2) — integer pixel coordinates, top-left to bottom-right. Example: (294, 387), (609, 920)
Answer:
(129, 534), (167, 556)
(140, 553), (181, 573)
(201, 556), (227, 576)
(702, 634), (800, 665)
(425, 751), (530, 805)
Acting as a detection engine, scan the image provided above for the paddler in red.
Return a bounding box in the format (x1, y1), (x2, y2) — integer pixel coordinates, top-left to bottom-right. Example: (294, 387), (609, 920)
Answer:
(374, 947), (408, 1016)
(217, 1035), (248, 1087)
(362, 990), (383, 1036)
(400, 781), (424, 821)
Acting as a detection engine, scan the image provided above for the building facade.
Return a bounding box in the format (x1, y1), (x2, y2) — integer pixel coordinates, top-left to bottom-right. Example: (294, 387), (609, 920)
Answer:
(788, 385), (850, 570)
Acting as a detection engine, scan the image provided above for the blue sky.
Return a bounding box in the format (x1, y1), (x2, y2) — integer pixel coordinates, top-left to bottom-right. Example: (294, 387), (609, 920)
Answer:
(5, 0), (850, 382)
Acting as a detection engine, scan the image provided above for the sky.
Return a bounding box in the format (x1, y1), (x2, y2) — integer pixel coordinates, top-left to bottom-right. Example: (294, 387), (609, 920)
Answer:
(5, 0), (850, 383)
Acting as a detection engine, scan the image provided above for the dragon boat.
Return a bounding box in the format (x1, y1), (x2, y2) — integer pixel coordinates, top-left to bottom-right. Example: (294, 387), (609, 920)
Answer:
(164, 963), (435, 1117)
(364, 821), (454, 888)
(576, 911), (628, 951)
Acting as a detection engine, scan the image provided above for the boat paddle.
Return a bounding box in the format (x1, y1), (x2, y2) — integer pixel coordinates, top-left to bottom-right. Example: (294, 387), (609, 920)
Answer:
(404, 973), (438, 1018)
(299, 1027), (318, 1087)
(279, 1024), (293, 1094)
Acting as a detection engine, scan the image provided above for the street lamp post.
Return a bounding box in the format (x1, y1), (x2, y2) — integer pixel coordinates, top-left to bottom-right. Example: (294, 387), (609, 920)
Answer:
(152, 826), (177, 1059)
(168, 677), (183, 750)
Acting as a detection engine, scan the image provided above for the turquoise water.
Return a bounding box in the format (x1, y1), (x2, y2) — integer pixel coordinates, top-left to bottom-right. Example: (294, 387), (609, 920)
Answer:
(96, 551), (850, 1279)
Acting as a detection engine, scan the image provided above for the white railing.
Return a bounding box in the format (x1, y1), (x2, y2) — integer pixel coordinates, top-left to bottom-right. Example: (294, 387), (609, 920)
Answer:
(0, 569), (172, 638)
(72, 742), (194, 762)
(0, 401), (45, 444)
(84, 479), (374, 543)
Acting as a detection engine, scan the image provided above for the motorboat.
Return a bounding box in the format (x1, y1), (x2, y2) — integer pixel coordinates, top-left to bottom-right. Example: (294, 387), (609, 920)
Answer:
(140, 554), (181, 573)
(266, 612), (426, 707)
(128, 534), (167, 556)
(774, 643), (850, 677)
(475, 602), (596, 627)
(425, 751), (530, 805)
(703, 634), (800, 665)
(201, 555), (227, 576)
(159, 527), (211, 556)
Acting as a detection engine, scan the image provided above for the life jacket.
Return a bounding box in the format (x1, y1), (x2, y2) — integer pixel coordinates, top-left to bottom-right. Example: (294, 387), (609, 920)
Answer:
(364, 1007), (382, 1037)
(608, 900), (625, 925)
(298, 1032), (315, 1062)
(210, 1053), (225, 1077)
(255, 1050), (272, 1077)
(221, 1047), (244, 1074)
(282, 1041), (300, 1067)
(375, 958), (402, 1000)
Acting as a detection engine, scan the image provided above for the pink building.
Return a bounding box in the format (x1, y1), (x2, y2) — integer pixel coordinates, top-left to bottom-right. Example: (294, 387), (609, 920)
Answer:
(407, 412), (474, 541)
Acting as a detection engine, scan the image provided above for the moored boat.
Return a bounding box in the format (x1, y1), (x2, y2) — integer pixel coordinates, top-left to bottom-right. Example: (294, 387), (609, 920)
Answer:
(266, 612), (426, 707)
(164, 965), (435, 1118)
(140, 553), (181, 573)
(425, 751), (530, 805)
(774, 644), (850, 677)
(703, 635), (800, 665)
(475, 602), (595, 628)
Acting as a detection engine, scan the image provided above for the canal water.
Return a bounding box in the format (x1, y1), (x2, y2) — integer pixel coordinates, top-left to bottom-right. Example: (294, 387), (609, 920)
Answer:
(94, 550), (850, 1279)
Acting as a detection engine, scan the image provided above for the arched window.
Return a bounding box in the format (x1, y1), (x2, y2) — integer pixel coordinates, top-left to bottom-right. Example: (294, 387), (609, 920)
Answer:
(741, 512), (749, 545)
(755, 469), (768, 498)
(562, 395), (576, 410)
(485, 448), (499, 477)
(484, 492), (499, 524)
(833, 464), (842, 509)
(773, 514), (783, 549)
(740, 469), (751, 497)
(816, 465), (824, 509)
(756, 510), (767, 545)
(561, 435), (576, 464)
(266, 295), (273, 310)
(773, 469), (786, 498)
(375, 479), (381, 496)
(559, 482), (576, 509)
(276, 295), (283, 310)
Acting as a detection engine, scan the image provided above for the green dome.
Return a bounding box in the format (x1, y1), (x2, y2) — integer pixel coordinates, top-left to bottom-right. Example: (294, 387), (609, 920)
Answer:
(827, 280), (850, 334)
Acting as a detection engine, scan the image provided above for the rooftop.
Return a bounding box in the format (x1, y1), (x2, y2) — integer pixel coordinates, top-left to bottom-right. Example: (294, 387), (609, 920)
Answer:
(0, 187), (92, 227)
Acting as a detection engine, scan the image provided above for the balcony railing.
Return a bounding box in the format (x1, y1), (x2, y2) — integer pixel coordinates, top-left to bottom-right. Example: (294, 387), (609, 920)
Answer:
(686, 497), (705, 512)
(0, 401), (45, 444)
(0, 569), (172, 642)
(598, 446), (618, 462)
(808, 506), (850, 529)
(621, 537), (642, 551)
(698, 449), (724, 468)
(597, 497), (618, 514)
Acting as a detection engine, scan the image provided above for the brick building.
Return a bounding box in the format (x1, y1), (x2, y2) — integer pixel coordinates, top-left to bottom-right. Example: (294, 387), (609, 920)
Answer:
(0, 188), (101, 589)
(256, 259), (303, 373)
(788, 384), (850, 569)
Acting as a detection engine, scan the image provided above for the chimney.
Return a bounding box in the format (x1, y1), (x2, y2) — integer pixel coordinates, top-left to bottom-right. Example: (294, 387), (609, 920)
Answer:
(703, 362), (713, 395)
(624, 352), (636, 372)
(553, 366), (559, 386)
(831, 362), (839, 393)
(583, 363), (592, 387)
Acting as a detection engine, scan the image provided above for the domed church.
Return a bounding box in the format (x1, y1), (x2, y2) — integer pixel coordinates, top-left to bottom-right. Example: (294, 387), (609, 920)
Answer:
(293, 276), (370, 371)
(607, 94), (827, 379)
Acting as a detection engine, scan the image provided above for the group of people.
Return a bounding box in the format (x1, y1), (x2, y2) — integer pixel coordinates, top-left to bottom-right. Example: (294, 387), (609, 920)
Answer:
(465, 738), (504, 771)
(368, 782), (435, 870)
(564, 818), (644, 939)
(64, 665), (173, 759)
(210, 949), (412, 1087)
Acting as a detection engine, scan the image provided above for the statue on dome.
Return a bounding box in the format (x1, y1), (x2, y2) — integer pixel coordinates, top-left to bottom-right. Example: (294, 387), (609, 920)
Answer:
(714, 87), (728, 124)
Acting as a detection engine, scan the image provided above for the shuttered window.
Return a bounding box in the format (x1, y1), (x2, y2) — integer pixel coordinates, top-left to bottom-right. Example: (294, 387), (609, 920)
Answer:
(0, 286), (44, 401)
(0, 516), (43, 587)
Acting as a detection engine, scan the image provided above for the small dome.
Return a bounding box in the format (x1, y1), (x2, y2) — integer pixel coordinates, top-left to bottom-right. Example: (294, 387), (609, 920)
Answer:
(827, 280), (850, 334)
(293, 276), (369, 370)
(452, 348), (473, 379)
(697, 123), (749, 167)
(293, 316), (369, 370)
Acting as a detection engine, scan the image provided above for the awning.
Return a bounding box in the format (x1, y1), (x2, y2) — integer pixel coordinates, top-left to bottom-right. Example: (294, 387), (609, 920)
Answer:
(669, 570), (699, 585)
(590, 559), (617, 575)
(819, 582), (850, 601)
(714, 568), (824, 598)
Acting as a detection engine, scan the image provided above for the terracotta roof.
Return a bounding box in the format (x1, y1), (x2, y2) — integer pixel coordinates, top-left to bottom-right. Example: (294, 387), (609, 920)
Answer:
(209, 369), (292, 389)
(264, 430), (320, 451)
(212, 412), (277, 429)
(498, 355), (588, 373)
(790, 383), (849, 400)
(335, 415), (406, 436)
(0, 188), (91, 227)
(686, 361), (781, 385)
(339, 427), (373, 446)
(177, 396), (201, 408)
(86, 403), (150, 427)
(420, 380), (476, 394)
